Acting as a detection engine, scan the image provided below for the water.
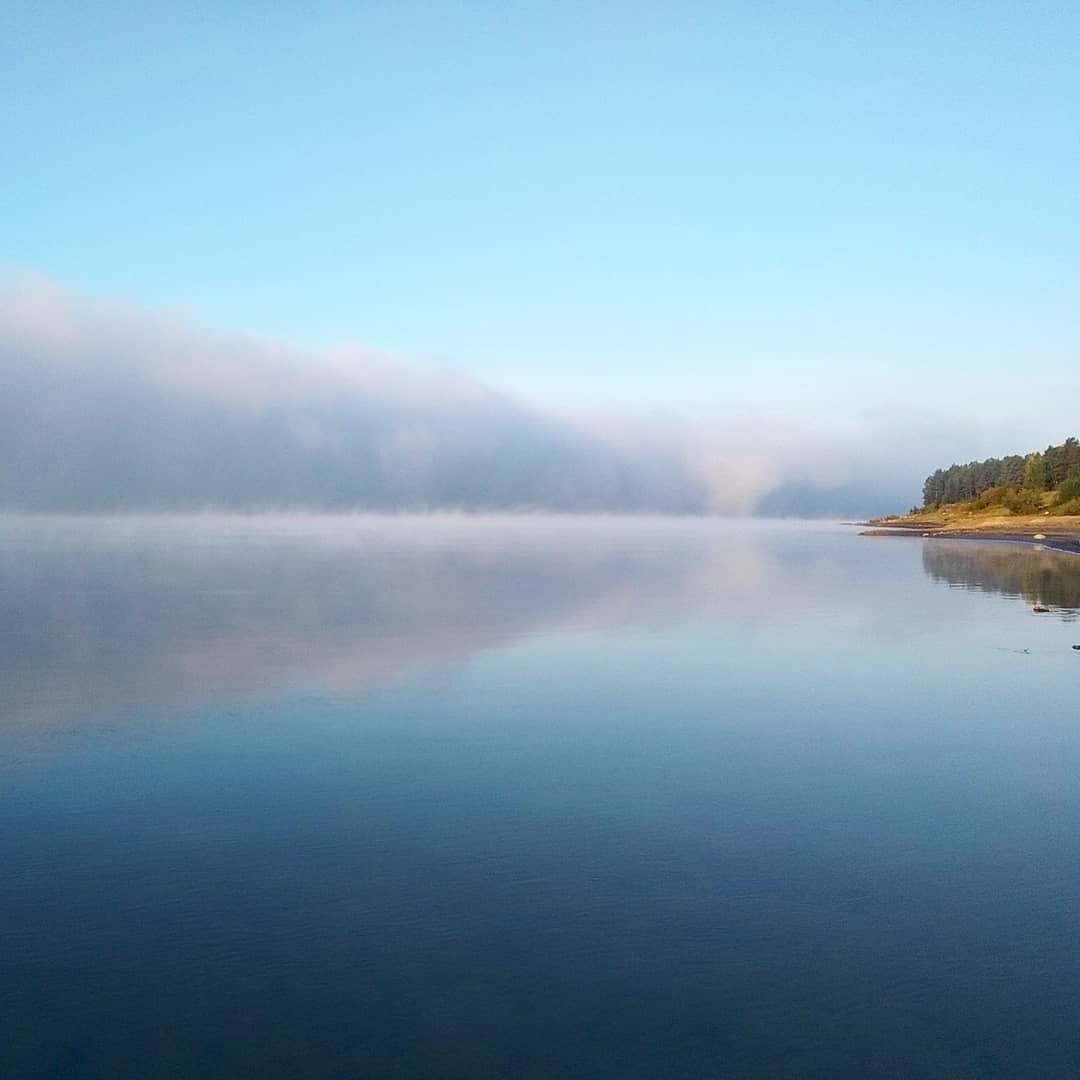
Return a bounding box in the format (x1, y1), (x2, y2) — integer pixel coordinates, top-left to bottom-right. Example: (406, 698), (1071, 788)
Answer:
(3, 516), (1080, 1078)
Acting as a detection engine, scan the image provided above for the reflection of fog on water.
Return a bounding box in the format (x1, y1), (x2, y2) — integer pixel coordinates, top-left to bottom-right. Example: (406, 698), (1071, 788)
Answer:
(922, 541), (1080, 620)
(1, 515), (847, 730)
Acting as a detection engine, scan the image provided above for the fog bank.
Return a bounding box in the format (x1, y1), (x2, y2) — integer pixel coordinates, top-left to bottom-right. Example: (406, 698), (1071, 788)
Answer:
(1, 278), (954, 515)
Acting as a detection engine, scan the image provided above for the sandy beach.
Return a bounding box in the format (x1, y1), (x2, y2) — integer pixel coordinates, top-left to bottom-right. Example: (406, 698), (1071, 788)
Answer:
(861, 514), (1080, 554)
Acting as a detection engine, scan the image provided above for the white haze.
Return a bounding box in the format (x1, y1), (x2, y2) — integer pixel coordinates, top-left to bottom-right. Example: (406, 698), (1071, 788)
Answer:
(0, 276), (999, 516)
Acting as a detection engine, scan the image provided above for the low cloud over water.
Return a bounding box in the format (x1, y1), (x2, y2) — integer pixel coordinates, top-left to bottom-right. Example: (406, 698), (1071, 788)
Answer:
(1, 277), (968, 515)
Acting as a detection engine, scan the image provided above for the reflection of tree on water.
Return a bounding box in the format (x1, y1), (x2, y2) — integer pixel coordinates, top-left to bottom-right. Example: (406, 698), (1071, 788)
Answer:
(923, 542), (1080, 619)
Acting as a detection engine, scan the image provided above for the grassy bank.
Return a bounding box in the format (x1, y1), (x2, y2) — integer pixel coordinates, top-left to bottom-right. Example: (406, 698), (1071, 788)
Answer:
(869, 501), (1080, 540)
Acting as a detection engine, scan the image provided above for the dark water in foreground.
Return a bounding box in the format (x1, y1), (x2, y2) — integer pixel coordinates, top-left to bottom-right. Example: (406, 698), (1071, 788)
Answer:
(3, 516), (1080, 1079)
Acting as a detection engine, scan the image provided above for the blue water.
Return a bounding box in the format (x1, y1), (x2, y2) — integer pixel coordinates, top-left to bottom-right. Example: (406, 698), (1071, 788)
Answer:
(3, 516), (1080, 1078)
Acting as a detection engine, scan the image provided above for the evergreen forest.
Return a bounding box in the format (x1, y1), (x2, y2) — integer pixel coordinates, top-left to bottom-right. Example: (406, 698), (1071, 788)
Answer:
(922, 437), (1080, 514)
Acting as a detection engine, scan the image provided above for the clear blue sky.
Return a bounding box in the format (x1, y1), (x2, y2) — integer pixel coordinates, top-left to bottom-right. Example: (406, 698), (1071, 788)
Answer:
(4, 2), (1078, 433)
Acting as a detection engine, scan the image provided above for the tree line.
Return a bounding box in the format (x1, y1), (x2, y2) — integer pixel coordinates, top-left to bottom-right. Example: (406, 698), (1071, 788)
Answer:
(922, 436), (1080, 508)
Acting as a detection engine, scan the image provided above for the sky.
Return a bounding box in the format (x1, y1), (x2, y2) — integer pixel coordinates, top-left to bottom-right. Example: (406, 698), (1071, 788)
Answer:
(2, 3), (1078, 511)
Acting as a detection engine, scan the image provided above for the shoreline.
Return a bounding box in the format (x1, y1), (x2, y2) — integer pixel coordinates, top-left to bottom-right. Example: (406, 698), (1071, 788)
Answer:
(860, 520), (1080, 555)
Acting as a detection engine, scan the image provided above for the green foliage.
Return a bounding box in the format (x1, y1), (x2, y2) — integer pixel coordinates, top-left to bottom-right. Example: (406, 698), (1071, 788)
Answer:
(1050, 496), (1080, 516)
(1000, 486), (1043, 514)
(922, 436), (1080, 509)
(954, 484), (1046, 515)
(1054, 474), (1080, 504)
(966, 486), (1008, 511)
(1023, 452), (1048, 491)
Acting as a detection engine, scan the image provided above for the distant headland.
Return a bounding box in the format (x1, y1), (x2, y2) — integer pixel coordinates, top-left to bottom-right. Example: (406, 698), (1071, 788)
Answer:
(865, 435), (1080, 549)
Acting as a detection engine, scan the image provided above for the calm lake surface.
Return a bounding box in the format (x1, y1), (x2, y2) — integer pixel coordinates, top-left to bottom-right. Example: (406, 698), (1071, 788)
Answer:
(3, 515), (1080, 1079)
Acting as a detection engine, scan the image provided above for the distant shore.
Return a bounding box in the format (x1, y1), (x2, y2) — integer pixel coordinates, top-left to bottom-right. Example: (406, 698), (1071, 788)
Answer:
(861, 513), (1080, 555)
